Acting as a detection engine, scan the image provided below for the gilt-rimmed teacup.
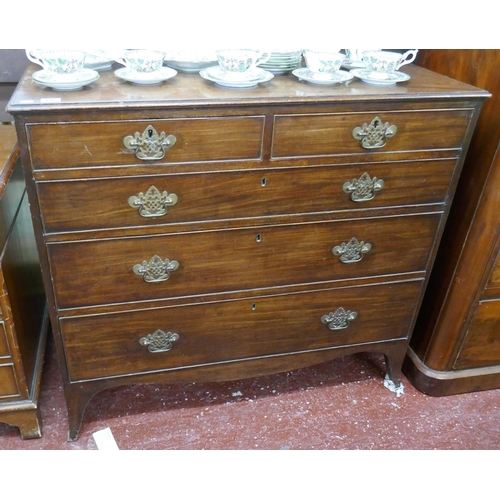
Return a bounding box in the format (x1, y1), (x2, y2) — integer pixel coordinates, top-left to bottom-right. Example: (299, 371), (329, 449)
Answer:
(304, 49), (346, 75)
(362, 49), (418, 74)
(216, 49), (271, 74)
(115, 49), (166, 73)
(26, 49), (87, 75)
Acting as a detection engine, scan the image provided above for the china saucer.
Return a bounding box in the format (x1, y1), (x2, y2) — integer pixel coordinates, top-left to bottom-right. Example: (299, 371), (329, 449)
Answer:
(32, 69), (100, 91)
(114, 67), (177, 85)
(350, 69), (410, 85)
(200, 66), (274, 88)
(292, 68), (354, 85)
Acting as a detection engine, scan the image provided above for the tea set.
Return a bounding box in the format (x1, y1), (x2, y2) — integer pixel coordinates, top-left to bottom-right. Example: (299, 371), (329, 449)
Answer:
(25, 48), (418, 91)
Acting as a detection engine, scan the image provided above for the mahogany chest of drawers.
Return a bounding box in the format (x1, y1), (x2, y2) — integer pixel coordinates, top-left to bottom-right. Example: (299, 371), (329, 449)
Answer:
(7, 63), (488, 440)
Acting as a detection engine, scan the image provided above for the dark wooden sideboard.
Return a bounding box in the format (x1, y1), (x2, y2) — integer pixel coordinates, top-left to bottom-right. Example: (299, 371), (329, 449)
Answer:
(0, 125), (48, 438)
(403, 49), (500, 396)
(7, 63), (488, 440)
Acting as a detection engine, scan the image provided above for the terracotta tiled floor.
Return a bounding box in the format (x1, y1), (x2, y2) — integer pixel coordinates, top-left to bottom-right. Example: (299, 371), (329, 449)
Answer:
(1, 335), (500, 450)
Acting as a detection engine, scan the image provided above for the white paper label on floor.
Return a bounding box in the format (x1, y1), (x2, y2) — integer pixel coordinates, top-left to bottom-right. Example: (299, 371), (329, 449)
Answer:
(92, 427), (120, 450)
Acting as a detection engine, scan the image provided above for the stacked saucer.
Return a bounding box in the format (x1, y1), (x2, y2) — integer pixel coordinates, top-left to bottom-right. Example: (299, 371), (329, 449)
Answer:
(164, 50), (217, 73)
(258, 50), (303, 74)
(200, 66), (274, 88)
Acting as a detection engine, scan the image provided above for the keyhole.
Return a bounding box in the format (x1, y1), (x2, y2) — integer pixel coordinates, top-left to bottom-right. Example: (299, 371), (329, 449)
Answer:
(256, 234), (262, 242)
(252, 303), (257, 311)
(261, 177), (267, 187)
(148, 127), (154, 137)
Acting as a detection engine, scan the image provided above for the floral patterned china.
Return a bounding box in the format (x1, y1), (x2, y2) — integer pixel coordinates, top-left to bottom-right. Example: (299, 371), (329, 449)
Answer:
(114, 66), (177, 85)
(199, 66), (274, 88)
(32, 68), (100, 91)
(292, 67), (354, 85)
(350, 68), (411, 85)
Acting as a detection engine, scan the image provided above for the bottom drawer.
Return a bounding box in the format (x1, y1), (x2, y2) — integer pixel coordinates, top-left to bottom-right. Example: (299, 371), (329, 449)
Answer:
(62, 279), (422, 382)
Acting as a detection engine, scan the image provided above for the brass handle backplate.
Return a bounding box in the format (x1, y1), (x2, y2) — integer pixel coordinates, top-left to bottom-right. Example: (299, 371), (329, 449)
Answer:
(352, 116), (397, 149)
(139, 329), (180, 353)
(343, 172), (385, 202)
(128, 185), (178, 218)
(123, 125), (176, 160)
(133, 255), (179, 282)
(321, 307), (357, 330)
(332, 237), (372, 263)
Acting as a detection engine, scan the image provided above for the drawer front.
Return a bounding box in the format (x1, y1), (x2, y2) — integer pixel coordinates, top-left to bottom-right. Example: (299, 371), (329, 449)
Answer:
(272, 110), (472, 158)
(48, 213), (439, 309)
(455, 300), (500, 369)
(61, 279), (422, 381)
(0, 322), (10, 358)
(27, 116), (265, 169)
(37, 159), (456, 234)
(0, 364), (19, 397)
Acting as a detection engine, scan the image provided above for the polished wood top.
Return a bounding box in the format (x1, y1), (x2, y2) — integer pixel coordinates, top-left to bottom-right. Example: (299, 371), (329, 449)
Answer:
(7, 63), (490, 114)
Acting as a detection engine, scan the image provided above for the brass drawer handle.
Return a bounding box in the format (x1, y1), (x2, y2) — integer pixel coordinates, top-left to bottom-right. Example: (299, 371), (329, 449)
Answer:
(128, 185), (178, 218)
(139, 329), (180, 353)
(343, 172), (384, 202)
(123, 125), (176, 160)
(321, 307), (357, 330)
(332, 237), (372, 263)
(133, 255), (179, 282)
(352, 116), (397, 149)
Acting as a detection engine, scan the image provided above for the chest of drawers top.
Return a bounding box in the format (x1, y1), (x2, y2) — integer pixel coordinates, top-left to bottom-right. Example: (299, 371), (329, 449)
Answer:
(8, 64), (488, 116)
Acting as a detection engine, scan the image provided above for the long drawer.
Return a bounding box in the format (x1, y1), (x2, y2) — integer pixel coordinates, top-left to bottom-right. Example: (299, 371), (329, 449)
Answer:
(272, 109), (472, 158)
(27, 116), (265, 169)
(36, 159), (456, 234)
(48, 213), (439, 309)
(61, 279), (422, 382)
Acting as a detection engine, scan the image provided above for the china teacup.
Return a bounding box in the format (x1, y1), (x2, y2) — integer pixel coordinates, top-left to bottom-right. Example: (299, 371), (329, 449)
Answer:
(303, 49), (346, 75)
(26, 49), (87, 74)
(362, 49), (418, 74)
(345, 48), (381, 63)
(216, 49), (271, 74)
(115, 49), (166, 73)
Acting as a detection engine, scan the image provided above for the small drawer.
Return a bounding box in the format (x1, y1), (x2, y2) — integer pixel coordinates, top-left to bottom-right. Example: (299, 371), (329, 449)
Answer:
(27, 116), (265, 169)
(272, 109), (472, 158)
(48, 213), (439, 309)
(61, 279), (422, 382)
(37, 159), (456, 234)
(0, 322), (10, 358)
(0, 364), (19, 397)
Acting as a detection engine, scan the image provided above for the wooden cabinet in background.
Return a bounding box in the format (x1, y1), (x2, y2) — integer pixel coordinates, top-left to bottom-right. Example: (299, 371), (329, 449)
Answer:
(8, 63), (488, 440)
(403, 49), (500, 396)
(0, 125), (48, 438)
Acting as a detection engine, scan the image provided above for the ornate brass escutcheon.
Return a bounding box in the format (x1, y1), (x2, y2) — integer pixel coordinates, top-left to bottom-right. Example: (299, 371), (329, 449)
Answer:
(139, 329), (180, 353)
(352, 116), (397, 149)
(321, 307), (358, 330)
(133, 255), (179, 283)
(343, 172), (385, 202)
(123, 125), (177, 160)
(128, 185), (178, 218)
(332, 237), (372, 263)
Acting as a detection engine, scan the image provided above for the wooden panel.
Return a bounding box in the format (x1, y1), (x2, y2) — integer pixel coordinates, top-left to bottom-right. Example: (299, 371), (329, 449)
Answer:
(0, 323), (10, 358)
(61, 280), (422, 381)
(48, 213), (439, 309)
(455, 300), (500, 369)
(0, 364), (19, 397)
(36, 159), (457, 234)
(486, 248), (500, 290)
(27, 116), (265, 169)
(272, 109), (472, 158)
